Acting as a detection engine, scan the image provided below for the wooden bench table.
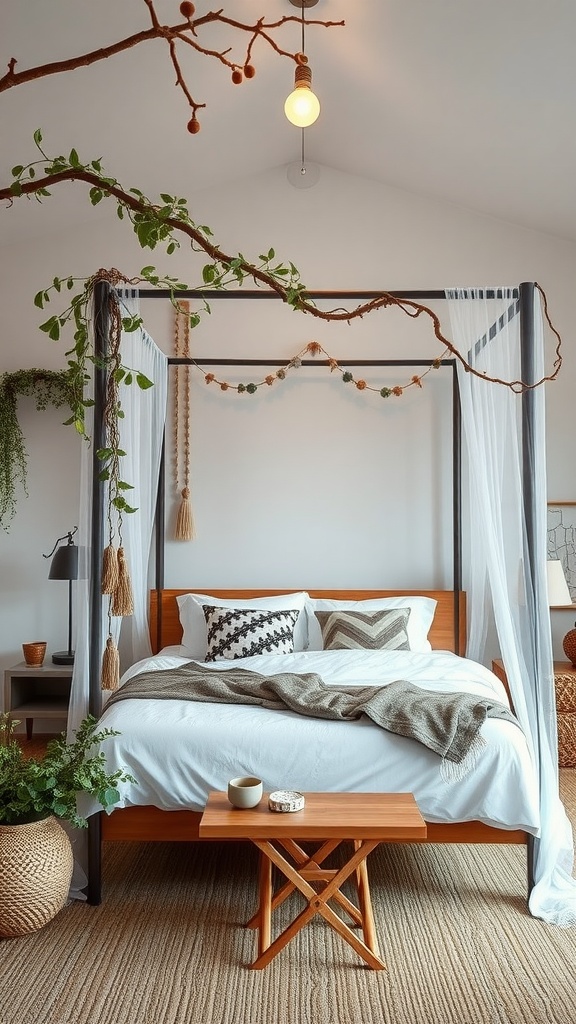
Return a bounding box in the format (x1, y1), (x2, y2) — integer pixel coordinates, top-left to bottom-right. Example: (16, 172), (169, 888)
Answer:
(199, 791), (427, 970)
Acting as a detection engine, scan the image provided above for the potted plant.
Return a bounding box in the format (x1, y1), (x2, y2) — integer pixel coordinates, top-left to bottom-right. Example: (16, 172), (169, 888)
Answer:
(0, 713), (134, 938)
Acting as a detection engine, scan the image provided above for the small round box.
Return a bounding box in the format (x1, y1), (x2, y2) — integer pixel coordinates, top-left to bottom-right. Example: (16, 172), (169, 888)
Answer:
(268, 790), (305, 813)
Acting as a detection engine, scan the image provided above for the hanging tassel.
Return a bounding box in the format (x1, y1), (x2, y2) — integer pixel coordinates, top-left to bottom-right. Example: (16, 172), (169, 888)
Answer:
(175, 486), (195, 541)
(101, 544), (120, 595)
(111, 546), (134, 616)
(101, 635), (120, 691)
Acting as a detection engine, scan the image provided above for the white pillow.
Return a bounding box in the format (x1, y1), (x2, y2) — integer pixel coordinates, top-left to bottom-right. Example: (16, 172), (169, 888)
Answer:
(176, 591), (309, 660)
(304, 596), (437, 653)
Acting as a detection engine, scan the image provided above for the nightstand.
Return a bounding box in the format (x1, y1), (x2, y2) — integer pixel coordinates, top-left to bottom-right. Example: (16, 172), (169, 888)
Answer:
(492, 659), (576, 768)
(3, 662), (73, 740)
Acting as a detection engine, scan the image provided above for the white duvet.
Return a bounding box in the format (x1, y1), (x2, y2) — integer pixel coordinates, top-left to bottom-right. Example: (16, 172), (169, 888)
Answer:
(92, 647), (540, 833)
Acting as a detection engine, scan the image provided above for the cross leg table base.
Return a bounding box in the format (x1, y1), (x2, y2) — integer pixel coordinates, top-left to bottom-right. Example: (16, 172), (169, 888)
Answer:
(246, 837), (386, 970)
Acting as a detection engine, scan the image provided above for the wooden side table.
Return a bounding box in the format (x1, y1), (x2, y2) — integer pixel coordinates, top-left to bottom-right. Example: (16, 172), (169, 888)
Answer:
(492, 659), (576, 767)
(3, 662), (73, 739)
(199, 791), (426, 970)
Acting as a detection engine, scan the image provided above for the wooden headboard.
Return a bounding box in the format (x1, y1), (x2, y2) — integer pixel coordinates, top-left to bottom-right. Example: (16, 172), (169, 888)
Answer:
(149, 589), (466, 655)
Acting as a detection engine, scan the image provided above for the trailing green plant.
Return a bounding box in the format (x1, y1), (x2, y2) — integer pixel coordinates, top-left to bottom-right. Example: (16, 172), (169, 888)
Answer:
(5, 132), (312, 521)
(0, 367), (77, 531)
(0, 713), (135, 827)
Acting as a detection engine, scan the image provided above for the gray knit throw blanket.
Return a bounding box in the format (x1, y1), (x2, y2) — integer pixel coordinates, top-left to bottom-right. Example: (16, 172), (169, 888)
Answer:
(104, 661), (520, 781)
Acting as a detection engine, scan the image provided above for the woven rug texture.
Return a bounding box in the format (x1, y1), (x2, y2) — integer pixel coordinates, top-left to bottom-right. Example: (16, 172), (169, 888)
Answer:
(1, 773), (576, 1024)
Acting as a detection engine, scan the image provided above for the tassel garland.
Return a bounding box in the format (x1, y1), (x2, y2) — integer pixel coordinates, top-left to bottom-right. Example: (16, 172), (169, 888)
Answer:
(101, 544), (120, 594)
(111, 547), (134, 616)
(175, 486), (195, 541)
(101, 635), (120, 691)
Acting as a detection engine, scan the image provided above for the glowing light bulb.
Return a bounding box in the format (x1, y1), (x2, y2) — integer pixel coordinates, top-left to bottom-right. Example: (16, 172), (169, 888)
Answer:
(284, 64), (320, 128)
(284, 85), (320, 127)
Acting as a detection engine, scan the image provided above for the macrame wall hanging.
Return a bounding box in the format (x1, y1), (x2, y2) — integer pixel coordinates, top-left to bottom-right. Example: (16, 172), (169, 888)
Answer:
(173, 300), (195, 541)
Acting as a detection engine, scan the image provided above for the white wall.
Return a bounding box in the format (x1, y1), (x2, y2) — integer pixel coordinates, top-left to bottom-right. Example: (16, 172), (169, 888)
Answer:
(1, 163), (575, 708)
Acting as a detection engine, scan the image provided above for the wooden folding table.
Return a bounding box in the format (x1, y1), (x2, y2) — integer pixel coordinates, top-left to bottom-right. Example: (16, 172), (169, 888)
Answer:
(199, 791), (427, 970)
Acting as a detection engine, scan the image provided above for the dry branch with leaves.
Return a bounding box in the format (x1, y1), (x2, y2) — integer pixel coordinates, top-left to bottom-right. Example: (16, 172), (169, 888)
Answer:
(0, 0), (344, 133)
(0, 2), (564, 531)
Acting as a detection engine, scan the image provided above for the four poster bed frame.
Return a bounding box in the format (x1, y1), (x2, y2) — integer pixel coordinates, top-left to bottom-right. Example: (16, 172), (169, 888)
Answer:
(85, 283), (538, 904)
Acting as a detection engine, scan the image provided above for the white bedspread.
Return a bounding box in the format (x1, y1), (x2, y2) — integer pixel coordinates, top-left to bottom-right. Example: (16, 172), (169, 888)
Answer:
(91, 647), (540, 833)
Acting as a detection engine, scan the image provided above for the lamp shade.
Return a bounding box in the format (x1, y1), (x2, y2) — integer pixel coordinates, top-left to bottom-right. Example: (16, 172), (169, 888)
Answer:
(48, 544), (79, 581)
(546, 560), (572, 607)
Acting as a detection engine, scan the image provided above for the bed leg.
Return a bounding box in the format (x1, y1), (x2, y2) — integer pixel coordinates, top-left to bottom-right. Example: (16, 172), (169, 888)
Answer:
(526, 833), (535, 905)
(86, 813), (102, 905)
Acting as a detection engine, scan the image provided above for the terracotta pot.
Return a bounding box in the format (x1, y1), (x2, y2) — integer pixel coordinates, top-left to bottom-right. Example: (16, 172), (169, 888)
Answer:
(22, 641), (47, 667)
(0, 816), (74, 938)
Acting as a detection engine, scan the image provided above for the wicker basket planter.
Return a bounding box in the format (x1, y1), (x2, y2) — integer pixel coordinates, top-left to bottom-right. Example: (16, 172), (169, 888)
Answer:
(0, 816), (73, 938)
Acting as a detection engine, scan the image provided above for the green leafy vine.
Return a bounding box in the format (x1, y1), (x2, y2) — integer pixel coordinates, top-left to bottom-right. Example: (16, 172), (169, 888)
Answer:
(0, 368), (76, 531)
(0, 132), (564, 535)
(8, 132), (311, 524)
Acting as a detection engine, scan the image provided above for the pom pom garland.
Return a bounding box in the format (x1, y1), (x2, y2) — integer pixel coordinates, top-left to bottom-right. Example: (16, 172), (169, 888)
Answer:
(183, 340), (448, 398)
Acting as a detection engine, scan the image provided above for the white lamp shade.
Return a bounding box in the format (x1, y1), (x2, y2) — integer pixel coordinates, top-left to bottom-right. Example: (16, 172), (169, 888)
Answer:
(284, 86), (320, 127)
(546, 560), (572, 606)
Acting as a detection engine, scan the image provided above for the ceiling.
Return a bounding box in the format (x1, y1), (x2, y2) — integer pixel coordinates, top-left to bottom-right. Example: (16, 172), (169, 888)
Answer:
(2, 0), (576, 245)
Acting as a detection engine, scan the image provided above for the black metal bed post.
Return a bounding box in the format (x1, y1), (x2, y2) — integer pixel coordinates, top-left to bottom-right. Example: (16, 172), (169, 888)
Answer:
(154, 436), (166, 651)
(86, 279), (109, 906)
(452, 361), (463, 655)
(165, 353), (460, 651)
(519, 281), (538, 899)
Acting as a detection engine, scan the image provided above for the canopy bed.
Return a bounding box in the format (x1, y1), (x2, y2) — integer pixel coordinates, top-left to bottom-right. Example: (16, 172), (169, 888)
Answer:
(68, 281), (576, 927)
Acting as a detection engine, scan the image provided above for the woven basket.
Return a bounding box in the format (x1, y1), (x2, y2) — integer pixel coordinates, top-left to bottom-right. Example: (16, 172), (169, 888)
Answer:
(555, 673), (576, 714)
(557, 714), (576, 769)
(0, 816), (74, 938)
(21, 641), (46, 667)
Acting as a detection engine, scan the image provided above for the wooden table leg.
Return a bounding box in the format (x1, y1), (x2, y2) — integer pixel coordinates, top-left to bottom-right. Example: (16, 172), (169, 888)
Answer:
(354, 838), (380, 955)
(245, 838), (341, 929)
(257, 848), (272, 955)
(248, 838), (386, 971)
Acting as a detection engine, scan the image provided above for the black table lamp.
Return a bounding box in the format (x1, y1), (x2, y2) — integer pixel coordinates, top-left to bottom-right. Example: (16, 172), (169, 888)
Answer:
(43, 528), (79, 665)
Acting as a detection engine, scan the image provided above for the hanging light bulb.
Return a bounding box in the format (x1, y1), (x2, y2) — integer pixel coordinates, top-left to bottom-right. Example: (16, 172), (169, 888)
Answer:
(285, 0), (320, 127)
(284, 63), (320, 127)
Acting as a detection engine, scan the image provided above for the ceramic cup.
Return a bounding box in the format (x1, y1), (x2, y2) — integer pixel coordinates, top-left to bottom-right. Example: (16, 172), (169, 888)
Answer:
(227, 776), (263, 809)
(22, 641), (47, 667)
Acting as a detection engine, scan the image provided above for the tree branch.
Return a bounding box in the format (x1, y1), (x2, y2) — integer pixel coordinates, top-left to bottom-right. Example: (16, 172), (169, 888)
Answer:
(0, 167), (562, 392)
(0, 2), (344, 131)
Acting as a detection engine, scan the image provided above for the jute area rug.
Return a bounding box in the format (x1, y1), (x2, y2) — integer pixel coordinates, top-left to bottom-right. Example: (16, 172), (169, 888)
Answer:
(2, 774), (576, 1024)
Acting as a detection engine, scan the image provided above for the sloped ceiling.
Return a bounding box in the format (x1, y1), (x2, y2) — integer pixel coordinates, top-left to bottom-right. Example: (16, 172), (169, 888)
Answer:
(2, 0), (576, 245)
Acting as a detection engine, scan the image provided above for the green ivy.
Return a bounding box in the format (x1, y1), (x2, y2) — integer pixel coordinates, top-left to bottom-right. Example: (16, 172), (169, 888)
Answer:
(0, 368), (76, 531)
(7, 133), (310, 524)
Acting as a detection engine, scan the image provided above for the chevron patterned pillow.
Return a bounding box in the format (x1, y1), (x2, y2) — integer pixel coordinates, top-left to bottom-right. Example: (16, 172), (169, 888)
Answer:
(203, 606), (300, 661)
(314, 608), (411, 651)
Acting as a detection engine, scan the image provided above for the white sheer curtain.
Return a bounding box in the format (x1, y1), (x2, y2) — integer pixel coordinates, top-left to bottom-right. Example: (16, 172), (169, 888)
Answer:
(66, 288), (167, 897)
(447, 286), (576, 926)
(69, 288), (167, 735)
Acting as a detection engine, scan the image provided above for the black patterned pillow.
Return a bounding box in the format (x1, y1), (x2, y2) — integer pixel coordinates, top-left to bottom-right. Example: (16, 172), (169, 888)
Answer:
(314, 608), (411, 651)
(203, 606), (300, 661)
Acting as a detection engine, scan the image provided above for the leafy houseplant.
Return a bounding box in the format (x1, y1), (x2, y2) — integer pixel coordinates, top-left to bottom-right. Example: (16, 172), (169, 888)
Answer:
(0, 712), (135, 827)
(0, 713), (135, 937)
